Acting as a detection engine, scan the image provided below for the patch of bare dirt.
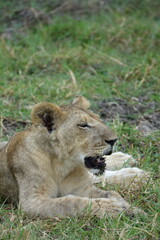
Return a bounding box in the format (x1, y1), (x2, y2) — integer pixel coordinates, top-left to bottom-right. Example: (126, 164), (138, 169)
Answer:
(1, 118), (30, 137)
(98, 97), (160, 135)
(1, 8), (50, 40)
(12, 8), (49, 26)
(0, 0), (110, 40)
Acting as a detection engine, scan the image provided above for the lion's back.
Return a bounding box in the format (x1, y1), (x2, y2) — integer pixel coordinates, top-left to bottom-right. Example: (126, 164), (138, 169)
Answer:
(0, 147), (19, 203)
(0, 132), (28, 204)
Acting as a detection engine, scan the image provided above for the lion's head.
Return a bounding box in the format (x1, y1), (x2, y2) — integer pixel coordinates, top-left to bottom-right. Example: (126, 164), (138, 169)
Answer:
(31, 96), (117, 165)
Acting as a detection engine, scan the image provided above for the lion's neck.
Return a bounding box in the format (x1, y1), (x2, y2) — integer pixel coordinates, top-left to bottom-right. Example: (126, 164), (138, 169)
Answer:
(27, 129), (85, 179)
(50, 154), (84, 179)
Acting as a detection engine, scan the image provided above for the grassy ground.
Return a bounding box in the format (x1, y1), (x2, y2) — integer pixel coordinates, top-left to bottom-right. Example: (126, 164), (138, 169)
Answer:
(0, 0), (160, 239)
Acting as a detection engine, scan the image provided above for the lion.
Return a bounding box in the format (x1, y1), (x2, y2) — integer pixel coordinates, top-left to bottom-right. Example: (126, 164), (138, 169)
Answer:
(0, 96), (143, 218)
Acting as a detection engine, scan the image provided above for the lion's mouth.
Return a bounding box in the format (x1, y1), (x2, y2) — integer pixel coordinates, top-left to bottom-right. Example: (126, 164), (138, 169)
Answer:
(84, 147), (113, 174)
(84, 155), (106, 173)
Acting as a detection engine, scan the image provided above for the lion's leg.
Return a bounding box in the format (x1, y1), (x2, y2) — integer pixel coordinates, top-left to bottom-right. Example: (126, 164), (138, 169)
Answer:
(89, 168), (150, 191)
(104, 152), (137, 170)
(71, 171), (125, 200)
(91, 188), (145, 216)
(103, 168), (151, 190)
(17, 176), (139, 218)
(77, 181), (145, 216)
(86, 184), (127, 202)
(19, 194), (138, 218)
(61, 168), (143, 215)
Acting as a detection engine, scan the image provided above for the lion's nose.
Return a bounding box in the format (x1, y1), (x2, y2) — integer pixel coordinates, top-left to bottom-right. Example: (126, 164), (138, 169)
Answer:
(105, 138), (118, 146)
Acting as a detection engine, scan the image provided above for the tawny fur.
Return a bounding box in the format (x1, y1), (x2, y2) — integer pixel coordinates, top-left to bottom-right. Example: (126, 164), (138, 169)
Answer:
(104, 152), (137, 170)
(0, 141), (7, 151)
(0, 97), (143, 218)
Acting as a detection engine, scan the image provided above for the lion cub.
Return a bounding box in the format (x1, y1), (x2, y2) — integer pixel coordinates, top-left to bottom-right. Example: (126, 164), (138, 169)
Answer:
(0, 97), (142, 218)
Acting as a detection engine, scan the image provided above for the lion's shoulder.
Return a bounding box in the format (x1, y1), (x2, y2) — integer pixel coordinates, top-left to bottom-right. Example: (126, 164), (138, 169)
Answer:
(5, 131), (28, 159)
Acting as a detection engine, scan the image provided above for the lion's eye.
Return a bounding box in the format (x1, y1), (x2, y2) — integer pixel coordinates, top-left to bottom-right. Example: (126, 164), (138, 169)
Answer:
(77, 123), (92, 129)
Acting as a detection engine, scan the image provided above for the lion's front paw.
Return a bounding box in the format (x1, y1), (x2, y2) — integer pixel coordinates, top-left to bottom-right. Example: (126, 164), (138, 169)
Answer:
(126, 206), (146, 218)
(104, 152), (137, 170)
(89, 199), (145, 218)
(103, 167), (151, 191)
(90, 198), (130, 218)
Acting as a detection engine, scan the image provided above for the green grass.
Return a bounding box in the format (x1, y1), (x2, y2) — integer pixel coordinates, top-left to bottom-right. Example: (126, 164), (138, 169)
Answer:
(0, 0), (160, 239)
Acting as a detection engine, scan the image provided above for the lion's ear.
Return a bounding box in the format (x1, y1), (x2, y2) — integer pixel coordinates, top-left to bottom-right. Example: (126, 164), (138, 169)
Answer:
(72, 96), (90, 109)
(31, 102), (63, 133)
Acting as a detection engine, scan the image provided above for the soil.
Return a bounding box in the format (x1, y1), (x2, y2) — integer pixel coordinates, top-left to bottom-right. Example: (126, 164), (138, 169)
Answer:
(1, 0), (160, 40)
(1, 118), (30, 137)
(98, 97), (160, 136)
(0, 0), (110, 40)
